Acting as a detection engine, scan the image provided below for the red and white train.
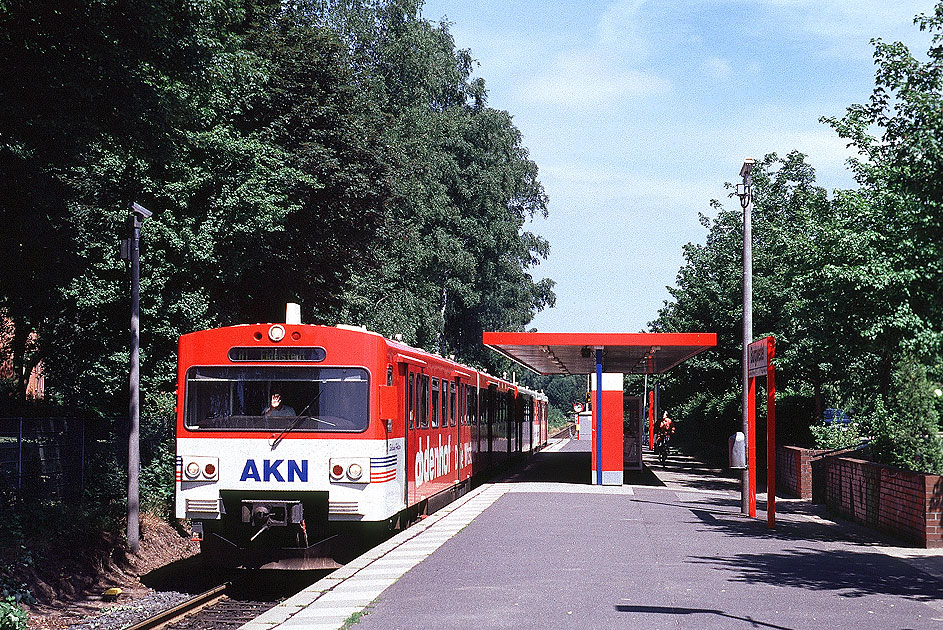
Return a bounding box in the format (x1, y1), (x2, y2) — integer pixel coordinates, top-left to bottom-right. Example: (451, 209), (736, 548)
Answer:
(175, 320), (548, 568)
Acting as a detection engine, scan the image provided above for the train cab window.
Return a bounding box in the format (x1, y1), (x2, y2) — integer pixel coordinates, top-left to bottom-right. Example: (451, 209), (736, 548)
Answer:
(420, 375), (429, 429)
(450, 382), (457, 427)
(184, 366), (369, 432)
(408, 373), (415, 430)
(431, 378), (440, 428)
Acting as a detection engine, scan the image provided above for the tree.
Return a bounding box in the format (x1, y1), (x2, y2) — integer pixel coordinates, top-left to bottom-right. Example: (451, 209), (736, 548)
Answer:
(327, 2), (555, 367)
(652, 151), (912, 453)
(824, 3), (943, 364)
(1, 0), (555, 416)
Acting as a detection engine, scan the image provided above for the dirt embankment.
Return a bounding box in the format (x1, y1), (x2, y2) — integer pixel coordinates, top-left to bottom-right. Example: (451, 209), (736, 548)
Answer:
(20, 513), (197, 629)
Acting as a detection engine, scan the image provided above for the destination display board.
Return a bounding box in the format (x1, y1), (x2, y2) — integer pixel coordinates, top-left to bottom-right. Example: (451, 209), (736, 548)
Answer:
(228, 347), (326, 362)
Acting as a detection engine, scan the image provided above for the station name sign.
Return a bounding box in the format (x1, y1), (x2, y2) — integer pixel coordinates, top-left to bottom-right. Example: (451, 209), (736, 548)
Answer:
(228, 347), (326, 362)
(747, 337), (772, 377)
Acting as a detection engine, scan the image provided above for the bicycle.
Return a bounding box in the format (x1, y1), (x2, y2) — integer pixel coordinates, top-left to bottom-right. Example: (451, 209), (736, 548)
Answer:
(655, 433), (671, 465)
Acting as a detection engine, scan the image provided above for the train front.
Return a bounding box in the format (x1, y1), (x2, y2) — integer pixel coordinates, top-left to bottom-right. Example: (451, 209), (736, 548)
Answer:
(175, 323), (404, 569)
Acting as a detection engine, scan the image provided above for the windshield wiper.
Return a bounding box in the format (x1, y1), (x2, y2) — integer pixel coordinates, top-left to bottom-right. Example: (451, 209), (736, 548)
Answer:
(269, 390), (332, 449)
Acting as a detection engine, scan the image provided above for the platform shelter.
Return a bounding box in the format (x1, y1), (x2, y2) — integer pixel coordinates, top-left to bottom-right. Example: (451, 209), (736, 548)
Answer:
(482, 332), (716, 485)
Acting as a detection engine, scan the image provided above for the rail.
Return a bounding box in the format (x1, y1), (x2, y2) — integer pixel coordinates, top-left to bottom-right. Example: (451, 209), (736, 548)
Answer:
(123, 583), (229, 630)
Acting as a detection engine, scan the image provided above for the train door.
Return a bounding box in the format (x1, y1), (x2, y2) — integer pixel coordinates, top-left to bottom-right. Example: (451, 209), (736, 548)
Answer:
(490, 386), (497, 466)
(407, 368), (431, 507)
(509, 391), (518, 457)
(451, 378), (462, 483)
(405, 367), (420, 507)
(523, 396), (532, 454)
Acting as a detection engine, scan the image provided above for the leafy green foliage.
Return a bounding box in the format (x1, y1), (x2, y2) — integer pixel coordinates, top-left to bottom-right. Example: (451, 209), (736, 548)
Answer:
(0, 0), (554, 522)
(547, 407), (569, 432)
(0, 599), (27, 630)
(140, 392), (176, 518)
(810, 422), (862, 451)
(652, 146), (941, 468)
(648, 4), (943, 471)
(866, 355), (943, 474)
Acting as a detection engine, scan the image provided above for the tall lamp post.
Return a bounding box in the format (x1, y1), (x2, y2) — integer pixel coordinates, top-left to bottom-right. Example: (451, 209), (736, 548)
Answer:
(127, 202), (151, 553)
(737, 158), (755, 516)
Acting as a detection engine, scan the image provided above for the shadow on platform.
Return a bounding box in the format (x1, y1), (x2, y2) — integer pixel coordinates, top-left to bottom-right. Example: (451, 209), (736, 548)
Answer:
(499, 449), (667, 487)
(615, 605), (793, 630)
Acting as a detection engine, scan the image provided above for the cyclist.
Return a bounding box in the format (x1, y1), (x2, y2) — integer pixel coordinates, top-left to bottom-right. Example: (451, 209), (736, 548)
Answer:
(655, 411), (675, 463)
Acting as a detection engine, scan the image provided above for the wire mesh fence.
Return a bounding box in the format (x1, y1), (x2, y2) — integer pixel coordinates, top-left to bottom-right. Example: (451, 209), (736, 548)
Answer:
(0, 417), (90, 505)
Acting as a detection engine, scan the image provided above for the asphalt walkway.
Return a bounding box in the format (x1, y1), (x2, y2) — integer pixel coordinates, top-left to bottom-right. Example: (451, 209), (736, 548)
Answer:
(241, 439), (943, 629)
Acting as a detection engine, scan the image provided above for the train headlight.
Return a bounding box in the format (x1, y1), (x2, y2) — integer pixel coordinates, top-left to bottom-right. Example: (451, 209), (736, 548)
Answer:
(329, 458), (369, 484)
(347, 463), (363, 481)
(185, 462), (201, 479)
(181, 456), (219, 482)
(268, 324), (286, 342)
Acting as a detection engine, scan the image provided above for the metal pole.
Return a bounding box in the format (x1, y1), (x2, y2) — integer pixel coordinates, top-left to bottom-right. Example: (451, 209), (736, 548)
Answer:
(128, 211), (142, 553)
(740, 159), (754, 516)
(595, 348), (603, 486)
(17, 417), (22, 494)
(642, 373), (648, 446)
(81, 417), (86, 501)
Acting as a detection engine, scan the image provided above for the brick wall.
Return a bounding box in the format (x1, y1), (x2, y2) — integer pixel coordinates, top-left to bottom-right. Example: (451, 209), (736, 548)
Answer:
(820, 456), (943, 548)
(776, 445), (824, 499)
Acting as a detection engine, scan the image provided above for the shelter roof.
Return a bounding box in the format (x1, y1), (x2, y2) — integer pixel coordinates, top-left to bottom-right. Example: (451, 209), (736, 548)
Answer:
(482, 332), (717, 375)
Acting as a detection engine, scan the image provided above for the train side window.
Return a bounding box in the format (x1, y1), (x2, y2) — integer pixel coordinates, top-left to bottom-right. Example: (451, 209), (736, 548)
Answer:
(450, 382), (457, 427)
(469, 386), (477, 425)
(420, 375), (429, 429)
(460, 384), (467, 426)
(387, 365), (393, 386)
(431, 378), (440, 428)
(408, 373), (415, 430)
(466, 384), (472, 426)
(440, 381), (448, 427)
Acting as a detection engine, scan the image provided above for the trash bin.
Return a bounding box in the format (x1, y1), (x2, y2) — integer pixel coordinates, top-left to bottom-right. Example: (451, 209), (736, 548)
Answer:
(729, 432), (746, 469)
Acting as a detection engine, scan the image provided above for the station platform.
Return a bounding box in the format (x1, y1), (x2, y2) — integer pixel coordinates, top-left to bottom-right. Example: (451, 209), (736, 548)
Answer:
(240, 438), (943, 630)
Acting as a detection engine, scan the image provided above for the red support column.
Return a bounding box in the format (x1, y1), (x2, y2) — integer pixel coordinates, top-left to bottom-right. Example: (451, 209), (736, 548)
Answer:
(748, 375), (757, 518)
(591, 372), (624, 485)
(766, 339), (776, 529)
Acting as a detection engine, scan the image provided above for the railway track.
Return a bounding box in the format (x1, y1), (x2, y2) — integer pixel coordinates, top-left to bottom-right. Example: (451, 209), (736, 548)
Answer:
(123, 571), (322, 630)
(550, 423), (576, 440)
(125, 426), (572, 630)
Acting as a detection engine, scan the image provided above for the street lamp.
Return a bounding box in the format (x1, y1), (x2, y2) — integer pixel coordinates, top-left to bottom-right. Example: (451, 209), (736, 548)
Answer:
(127, 202), (151, 553)
(737, 158), (755, 516)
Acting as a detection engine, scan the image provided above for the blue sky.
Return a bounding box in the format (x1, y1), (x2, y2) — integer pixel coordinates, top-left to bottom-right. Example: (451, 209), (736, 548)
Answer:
(419, 0), (937, 333)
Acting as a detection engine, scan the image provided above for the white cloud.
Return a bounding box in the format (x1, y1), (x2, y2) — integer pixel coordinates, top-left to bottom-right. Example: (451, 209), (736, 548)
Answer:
(761, 0), (935, 57)
(540, 163), (718, 210)
(597, 0), (652, 58)
(520, 51), (670, 108)
(702, 56), (732, 79)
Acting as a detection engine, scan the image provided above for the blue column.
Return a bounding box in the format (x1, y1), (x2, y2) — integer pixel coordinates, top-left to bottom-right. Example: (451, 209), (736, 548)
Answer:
(596, 348), (603, 485)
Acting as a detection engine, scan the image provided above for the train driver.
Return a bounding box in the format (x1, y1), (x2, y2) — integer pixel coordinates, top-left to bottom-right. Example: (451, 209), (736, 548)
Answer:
(263, 389), (296, 417)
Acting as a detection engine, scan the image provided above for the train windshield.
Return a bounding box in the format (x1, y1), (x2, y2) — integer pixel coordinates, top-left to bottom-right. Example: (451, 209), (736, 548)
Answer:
(184, 366), (369, 432)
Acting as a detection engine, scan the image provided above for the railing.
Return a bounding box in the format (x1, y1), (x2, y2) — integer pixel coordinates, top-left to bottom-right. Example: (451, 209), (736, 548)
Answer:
(0, 417), (87, 505)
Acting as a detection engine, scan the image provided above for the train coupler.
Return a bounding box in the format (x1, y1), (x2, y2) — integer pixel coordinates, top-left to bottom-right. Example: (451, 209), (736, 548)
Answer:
(241, 500), (304, 541)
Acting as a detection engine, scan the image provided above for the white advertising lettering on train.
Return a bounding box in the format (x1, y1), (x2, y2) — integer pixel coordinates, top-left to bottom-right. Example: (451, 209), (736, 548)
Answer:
(414, 434), (452, 488)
